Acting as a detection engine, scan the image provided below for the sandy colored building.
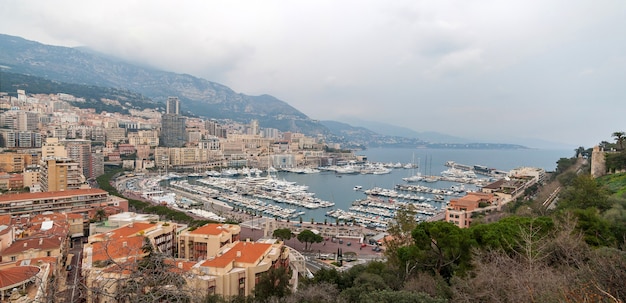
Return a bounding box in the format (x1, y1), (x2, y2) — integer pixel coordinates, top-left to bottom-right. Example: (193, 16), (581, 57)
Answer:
(82, 221), (178, 302)
(39, 157), (88, 192)
(0, 188), (128, 217)
(1, 236), (65, 263)
(177, 223), (241, 261)
(445, 192), (497, 228)
(195, 239), (289, 297)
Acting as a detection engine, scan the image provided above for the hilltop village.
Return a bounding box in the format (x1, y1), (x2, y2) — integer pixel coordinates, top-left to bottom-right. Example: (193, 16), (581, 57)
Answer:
(0, 90), (585, 302)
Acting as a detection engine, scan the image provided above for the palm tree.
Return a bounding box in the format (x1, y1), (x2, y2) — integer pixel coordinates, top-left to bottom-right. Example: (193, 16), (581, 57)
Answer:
(575, 146), (585, 158)
(95, 208), (107, 222)
(612, 131), (625, 150)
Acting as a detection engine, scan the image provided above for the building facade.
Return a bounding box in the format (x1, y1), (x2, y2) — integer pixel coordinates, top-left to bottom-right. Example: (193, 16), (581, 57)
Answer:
(0, 188), (128, 217)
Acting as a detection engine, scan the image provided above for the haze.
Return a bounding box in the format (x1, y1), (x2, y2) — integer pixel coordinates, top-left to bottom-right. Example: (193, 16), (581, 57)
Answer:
(1, 0), (625, 148)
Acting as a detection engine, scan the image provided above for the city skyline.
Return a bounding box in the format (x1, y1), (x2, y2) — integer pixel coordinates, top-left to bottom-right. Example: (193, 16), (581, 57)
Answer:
(1, 1), (625, 148)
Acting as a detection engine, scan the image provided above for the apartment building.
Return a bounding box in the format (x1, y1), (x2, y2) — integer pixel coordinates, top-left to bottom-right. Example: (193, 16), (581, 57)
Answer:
(0, 188), (128, 217)
(177, 223), (241, 261)
(82, 221), (179, 301)
(195, 239), (290, 297)
(445, 192), (498, 228)
(39, 157), (87, 192)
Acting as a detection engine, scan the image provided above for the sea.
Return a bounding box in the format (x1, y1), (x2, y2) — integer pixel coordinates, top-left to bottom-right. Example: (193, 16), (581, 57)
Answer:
(263, 147), (571, 223)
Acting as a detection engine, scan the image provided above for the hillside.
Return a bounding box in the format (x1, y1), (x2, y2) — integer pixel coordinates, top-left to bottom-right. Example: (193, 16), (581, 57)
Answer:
(0, 34), (328, 136)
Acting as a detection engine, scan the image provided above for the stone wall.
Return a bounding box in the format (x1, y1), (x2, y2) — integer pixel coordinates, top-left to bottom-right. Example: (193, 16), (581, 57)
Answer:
(591, 146), (606, 178)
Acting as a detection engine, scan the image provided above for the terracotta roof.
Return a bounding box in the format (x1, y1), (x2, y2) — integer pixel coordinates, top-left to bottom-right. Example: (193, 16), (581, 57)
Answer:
(26, 220), (69, 237)
(2, 236), (63, 255)
(16, 257), (58, 268)
(67, 213), (84, 220)
(93, 222), (156, 240)
(31, 213), (69, 223)
(0, 215), (10, 226)
(164, 259), (197, 273)
(91, 236), (145, 262)
(0, 188), (107, 203)
(201, 242), (271, 268)
(102, 257), (139, 275)
(0, 266), (40, 291)
(189, 224), (229, 236)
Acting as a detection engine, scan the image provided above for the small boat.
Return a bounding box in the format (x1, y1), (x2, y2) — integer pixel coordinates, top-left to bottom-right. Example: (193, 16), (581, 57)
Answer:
(354, 186), (363, 191)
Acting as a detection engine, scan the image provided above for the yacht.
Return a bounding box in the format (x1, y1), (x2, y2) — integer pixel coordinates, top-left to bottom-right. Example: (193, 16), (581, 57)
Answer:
(403, 173), (423, 182)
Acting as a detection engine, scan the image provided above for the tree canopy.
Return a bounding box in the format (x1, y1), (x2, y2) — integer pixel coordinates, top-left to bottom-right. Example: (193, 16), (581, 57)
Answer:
(297, 229), (323, 251)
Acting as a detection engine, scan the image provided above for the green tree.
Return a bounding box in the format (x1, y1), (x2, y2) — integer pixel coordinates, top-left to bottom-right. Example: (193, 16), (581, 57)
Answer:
(470, 216), (554, 253)
(575, 146), (586, 158)
(272, 228), (293, 241)
(297, 229), (323, 251)
(558, 174), (611, 212)
(384, 204), (419, 270)
(556, 157), (577, 174)
(253, 267), (291, 302)
(612, 131), (625, 150)
(406, 221), (473, 280)
(95, 208), (107, 222)
(573, 208), (615, 247)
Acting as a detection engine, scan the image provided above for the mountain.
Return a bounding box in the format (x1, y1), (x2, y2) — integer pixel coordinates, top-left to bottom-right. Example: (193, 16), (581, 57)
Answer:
(321, 120), (426, 148)
(340, 118), (470, 143)
(0, 34), (536, 149)
(0, 34), (328, 136)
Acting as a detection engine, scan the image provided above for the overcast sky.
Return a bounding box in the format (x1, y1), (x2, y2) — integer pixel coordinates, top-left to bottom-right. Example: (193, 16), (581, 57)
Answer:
(1, 1), (625, 148)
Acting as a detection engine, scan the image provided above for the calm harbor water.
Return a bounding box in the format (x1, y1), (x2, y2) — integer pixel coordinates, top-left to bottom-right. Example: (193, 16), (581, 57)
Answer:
(272, 147), (570, 222)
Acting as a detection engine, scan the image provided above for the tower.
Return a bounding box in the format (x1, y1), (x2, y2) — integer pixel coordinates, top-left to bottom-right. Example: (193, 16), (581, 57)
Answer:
(166, 97), (180, 115)
(160, 97), (187, 147)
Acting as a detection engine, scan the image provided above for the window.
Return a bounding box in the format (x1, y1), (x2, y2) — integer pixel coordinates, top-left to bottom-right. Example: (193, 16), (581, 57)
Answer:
(11, 256), (16, 261)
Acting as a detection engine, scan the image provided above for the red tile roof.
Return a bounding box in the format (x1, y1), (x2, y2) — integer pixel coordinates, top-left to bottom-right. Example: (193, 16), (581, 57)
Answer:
(0, 266), (40, 290)
(2, 236), (63, 255)
(0, 215), (10, 225)
(189, 224), (228, 236)
(93, 222), (156, 240)
(201, 242), (271, 268)
(91, 236), (145, 262)
(164, 259), (197, 273)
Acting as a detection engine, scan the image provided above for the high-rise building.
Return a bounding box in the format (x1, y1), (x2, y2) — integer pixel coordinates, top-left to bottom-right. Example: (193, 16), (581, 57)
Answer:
(89, 150), (105, 179)
(64, 139), (92, 178)
(42, 137), (68, 159)
(160, 114), (187, 147)
(39, 158), (87, 192)
(160, 97), (187, 147)
(248, 119), (259, 136)
(166, 96), (180, 115)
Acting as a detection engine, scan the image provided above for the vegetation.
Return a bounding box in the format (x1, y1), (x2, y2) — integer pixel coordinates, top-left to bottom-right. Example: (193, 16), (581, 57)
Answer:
(86, 133), (626, 302)
(272, 228), (293, 241)
(297, 229), (324, 251)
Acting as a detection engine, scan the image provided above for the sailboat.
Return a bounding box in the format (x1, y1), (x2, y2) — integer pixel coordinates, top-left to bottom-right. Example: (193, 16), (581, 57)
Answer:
(403, 154), (423, 182)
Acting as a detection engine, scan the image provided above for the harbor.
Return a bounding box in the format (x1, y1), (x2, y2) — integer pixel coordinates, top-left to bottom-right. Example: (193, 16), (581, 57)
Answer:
(116, 147), (566, 229)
